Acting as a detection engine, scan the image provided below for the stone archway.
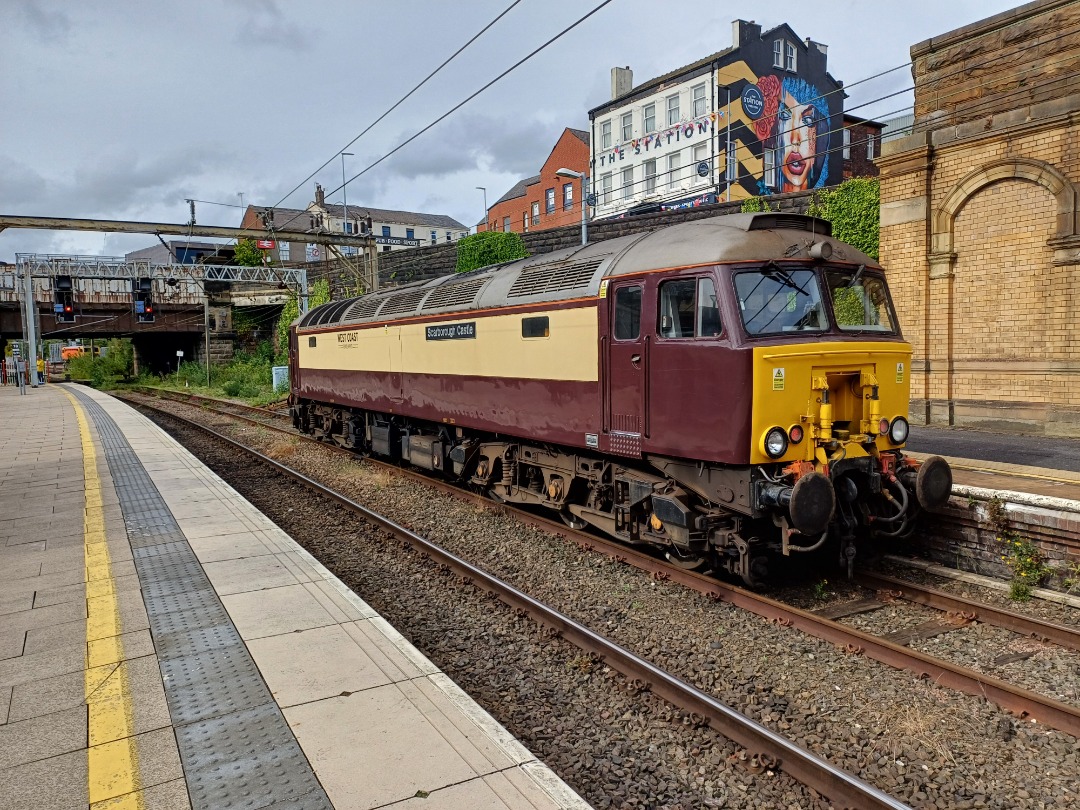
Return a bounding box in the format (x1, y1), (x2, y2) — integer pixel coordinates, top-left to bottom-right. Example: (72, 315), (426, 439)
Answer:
(924, 158), (1080, 430)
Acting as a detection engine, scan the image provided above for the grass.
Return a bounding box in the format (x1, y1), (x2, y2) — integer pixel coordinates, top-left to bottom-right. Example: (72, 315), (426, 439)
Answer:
(142, 341), (287, 405)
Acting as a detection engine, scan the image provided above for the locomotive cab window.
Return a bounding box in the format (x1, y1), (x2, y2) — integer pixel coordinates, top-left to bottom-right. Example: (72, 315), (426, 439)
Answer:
(308, 336), (316, 347)
(825, 268), (897, 333)
(521, 315), (549, 338)
(735, 267), (827, 335)
(613, 285), (642, 340)
(658, 277), (721, 338)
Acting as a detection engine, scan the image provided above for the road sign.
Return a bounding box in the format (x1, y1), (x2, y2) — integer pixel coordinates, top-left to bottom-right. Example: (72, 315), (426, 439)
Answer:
(176, 350), (184, 357)
(12, 343), (20, 356)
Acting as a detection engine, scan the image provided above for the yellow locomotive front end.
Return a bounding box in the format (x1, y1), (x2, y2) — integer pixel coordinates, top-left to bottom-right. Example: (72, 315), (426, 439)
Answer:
(734, 262), (952, 572)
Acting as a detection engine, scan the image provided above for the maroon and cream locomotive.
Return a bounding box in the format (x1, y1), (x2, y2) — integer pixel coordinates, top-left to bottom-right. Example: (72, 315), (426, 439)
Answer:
(289, 213), (951, 584)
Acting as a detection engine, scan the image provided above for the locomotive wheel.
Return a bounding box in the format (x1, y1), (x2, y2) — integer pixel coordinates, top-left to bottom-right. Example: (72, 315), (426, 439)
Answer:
(665, 549), (706, 570)
(560, 510), (589, 530)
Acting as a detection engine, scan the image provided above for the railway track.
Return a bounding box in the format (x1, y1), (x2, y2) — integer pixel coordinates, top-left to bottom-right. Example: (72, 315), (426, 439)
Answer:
(121, 389), (910, 810)
(121, 388), (1080, 738)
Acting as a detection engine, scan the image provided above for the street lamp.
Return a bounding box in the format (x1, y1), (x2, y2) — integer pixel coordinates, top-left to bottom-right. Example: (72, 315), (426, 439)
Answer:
(341, 152), (354, 233)
(237, 192), (245, 210)
(475, 186), (487, 232)
(555, 168), (588, 246)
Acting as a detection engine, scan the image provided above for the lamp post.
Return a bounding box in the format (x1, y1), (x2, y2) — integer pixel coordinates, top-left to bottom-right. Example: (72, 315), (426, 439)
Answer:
(237, 192), (244, 210)
(475, 186), (487, 232)
(341, 152), (354, 233)
(555, 168), (588, 246)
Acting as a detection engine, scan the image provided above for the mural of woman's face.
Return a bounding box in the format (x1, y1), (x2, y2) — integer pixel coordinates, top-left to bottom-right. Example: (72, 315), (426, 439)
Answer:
(778, 90), (817, 191)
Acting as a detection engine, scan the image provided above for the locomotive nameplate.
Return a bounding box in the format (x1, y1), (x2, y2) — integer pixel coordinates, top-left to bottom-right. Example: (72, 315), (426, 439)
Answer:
(426, 322), (476, 341)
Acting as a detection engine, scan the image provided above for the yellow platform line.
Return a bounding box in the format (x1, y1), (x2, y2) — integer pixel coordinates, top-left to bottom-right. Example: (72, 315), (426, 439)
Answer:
(63, 391), (145, 810)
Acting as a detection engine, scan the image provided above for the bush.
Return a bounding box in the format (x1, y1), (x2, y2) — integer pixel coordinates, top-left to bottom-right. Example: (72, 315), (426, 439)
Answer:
(807, 177), (880, 259)
(741, 196), (776, 213)
(454, 231), (527, 274)
(65, 339), (134, 388)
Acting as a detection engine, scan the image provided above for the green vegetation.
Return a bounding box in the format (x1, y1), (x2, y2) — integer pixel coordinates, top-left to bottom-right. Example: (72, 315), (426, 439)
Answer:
(234, 238), (265, 267)
(454, 231), (527, 274)
(166, 340), (283, 404)
(740, 196), (776, 213)
(807, 177), (880, 259)
(987, 496), (1052, 601)
(65, 339), (134, 386)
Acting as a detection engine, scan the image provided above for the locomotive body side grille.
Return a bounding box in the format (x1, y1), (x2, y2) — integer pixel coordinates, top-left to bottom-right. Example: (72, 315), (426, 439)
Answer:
(507, 258), (604, 298)
(378, 288), (429, 317)
(422, 277), (487, 310)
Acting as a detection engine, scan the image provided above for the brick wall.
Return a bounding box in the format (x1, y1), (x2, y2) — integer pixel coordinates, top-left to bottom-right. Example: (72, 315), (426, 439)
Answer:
(878, 0), (1080, 435)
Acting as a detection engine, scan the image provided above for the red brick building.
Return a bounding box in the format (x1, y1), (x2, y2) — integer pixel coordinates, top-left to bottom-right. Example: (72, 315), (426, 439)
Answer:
(484, 128), (590, 234)
(841, 114), (884, 178)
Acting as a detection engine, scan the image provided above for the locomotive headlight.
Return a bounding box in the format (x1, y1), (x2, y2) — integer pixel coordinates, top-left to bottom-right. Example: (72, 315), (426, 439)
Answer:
(764, 427), (789, 459)
(889, 416), (910, 444)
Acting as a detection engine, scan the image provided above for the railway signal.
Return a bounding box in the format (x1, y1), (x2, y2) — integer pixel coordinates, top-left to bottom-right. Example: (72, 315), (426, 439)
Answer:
(54, 275), (76, 323)
(134, 277), (155, 323)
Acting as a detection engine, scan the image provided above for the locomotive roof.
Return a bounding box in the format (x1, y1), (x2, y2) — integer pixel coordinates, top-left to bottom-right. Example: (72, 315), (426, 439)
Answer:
(296, 212), (880, 330)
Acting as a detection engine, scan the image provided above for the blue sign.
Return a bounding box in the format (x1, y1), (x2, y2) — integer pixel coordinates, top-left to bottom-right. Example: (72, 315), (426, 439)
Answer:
(741, 85), (764, 119)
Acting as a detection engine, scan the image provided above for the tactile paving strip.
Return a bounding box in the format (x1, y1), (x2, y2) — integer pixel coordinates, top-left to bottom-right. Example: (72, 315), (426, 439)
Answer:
(70, 388), (332, 810)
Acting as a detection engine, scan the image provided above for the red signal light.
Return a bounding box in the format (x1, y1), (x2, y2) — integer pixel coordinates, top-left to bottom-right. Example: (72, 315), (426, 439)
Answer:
(64, 305), (72, 312)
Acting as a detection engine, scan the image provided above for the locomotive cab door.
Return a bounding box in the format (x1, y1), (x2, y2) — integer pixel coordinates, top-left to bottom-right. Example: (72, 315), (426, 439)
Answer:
(605, 280), (647, 457)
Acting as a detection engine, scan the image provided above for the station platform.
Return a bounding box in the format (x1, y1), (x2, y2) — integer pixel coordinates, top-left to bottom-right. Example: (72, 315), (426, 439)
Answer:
(0, 383), (590, 810)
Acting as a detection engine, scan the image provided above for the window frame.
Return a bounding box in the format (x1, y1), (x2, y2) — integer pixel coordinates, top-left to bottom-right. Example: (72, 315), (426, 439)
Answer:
(843, 128), (851, 159)
(531, 201), (540, 225)
(692, 143), (708, 185)
(773, 39), (784, 68)
(656, 275), (722, 340)
(545, 187), (555, 214)
(785, 41), (797, 72)
(621, 166), (634, 199)
(502, 216), (510, 232)
(601, 172), (613, 205)
(692, 83), (707, 118)
(381, 225), (391, 238)
(563, 183), (573, 209)
(643, 103), (656, 133)
(612, 284), (642, 341)
(666, 93), (680, 126)
(600, 119), (612, 150)
(621, 112), (633, 143)
(406, 228), (414, 240)
(725, 140), (737, 182)
(278, 241), (290, 261)
(521, 315), (550, 339)
(866, 134), (876, 160)
(644, 159), (657, 195)
(667, 151), (681, 190)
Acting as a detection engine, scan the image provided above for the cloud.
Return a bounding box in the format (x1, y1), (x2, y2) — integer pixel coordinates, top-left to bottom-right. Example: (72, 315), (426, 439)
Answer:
(6, 0), (71, 42)
(226, 0), (315, 50)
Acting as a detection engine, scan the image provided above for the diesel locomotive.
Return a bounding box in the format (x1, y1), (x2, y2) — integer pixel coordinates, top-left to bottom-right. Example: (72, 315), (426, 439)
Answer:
(288, 212), (951, 584)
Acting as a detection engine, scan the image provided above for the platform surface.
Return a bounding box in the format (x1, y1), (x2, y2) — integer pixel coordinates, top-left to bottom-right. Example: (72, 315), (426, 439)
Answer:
(0, 383), (589, 810)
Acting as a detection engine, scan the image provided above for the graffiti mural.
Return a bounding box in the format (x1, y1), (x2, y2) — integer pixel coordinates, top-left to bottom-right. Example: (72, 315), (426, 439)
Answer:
(747, 74), (831, 193)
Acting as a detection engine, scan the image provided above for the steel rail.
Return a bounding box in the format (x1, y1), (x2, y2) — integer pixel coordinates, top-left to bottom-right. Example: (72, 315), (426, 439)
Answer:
(855, 571), (1080, 653)
(124, 392), (1080, 738)
(131, 396), (911, 810)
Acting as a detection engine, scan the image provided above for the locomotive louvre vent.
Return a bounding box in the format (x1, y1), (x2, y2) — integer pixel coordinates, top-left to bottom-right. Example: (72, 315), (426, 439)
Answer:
(421, 277), (487, 311)
(342, 296), (384, 322)
(378, 288), (429, 317)
(748, 214), (832, 236)
(507, 257), (605, 298)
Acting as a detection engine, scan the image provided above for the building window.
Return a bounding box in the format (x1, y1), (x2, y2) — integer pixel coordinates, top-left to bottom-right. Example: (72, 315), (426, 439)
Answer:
(867, 135), (876, 159)
(563, 183), (573, 209)
(667, 152), (681, 189)
(785, 41), (797, 72)
(773, 39), (784, 68)
(843, 128), (851, 159)
(645, 160), (657, 195)
(531, 201), (540, 224)
(430, 230), (437, 244)
(523, 212), (528, 232)
(621, 167), (634, 199)
(643, 103), (656, 133)
(382, 225), (391, 237)
(692, 144), (708, 185)
(545, 187), (555, 213)
(279, 242), (290, 261)
(444, 231), (451, 242)
(725, 140), (737, 182)
(621, 112), (632, 142)
(344, 220), (354, 234)
(601, 172), (613, 205)
(503, 216), (510, 232)
(666, 93), (680, 126)
(763, 147), (779, 190)
(406, 228), (414, 240)
(600, 119), (612, 150)
(382, 246), (392, 252)
(692, 83), (707, 118)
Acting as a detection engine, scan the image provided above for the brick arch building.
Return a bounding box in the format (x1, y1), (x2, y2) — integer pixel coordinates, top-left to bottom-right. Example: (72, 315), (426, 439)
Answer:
(878, 0), (1080, 435)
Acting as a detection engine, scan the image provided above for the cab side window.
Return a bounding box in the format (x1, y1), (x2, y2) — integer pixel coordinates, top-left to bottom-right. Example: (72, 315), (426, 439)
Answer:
(658, 277), (721, 338)
(613, 285), (642, 340)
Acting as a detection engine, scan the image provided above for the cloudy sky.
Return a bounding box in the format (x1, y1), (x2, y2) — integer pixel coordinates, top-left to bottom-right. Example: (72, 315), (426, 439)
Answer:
(1, 0), (1021, 260)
